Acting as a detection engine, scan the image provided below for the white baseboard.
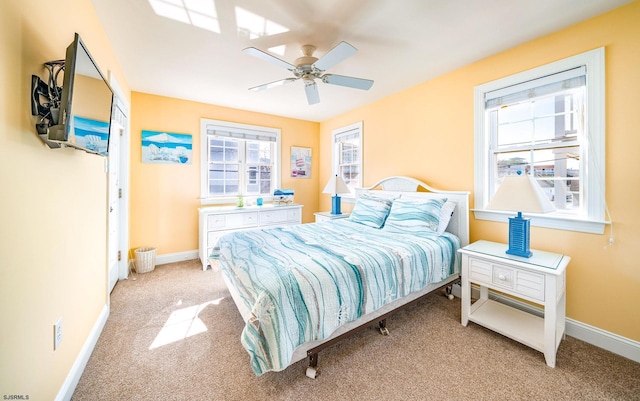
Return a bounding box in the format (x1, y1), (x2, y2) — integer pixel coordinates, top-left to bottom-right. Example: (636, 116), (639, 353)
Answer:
(471, 286), (640, 364)
(55, 303), (109, 401)
(155, 250), (198, 265)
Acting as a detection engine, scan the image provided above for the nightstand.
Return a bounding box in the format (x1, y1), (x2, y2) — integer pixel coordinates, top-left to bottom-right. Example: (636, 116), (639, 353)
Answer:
(458, 240), (570, 367)
(314, 211), (350, 223)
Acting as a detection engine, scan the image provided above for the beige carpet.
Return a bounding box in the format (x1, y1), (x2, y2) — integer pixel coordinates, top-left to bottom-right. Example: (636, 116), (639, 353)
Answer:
(72, 259), (640, 401)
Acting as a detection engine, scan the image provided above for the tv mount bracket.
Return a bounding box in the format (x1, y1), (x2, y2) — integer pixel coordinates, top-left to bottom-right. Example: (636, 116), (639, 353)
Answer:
(31, 60), (65, 148)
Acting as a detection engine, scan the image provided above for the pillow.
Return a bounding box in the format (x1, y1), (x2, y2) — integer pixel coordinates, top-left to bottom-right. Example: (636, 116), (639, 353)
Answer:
(437, 200), (456, 235)
(383, 198), (446, 233)
(348, 193), (393, 228)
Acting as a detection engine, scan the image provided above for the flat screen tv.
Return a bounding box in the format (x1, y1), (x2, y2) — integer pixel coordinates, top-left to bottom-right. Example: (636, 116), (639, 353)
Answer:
(47, 33), (114, 156)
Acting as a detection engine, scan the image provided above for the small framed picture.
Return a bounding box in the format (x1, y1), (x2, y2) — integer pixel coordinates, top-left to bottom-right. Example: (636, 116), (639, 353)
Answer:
(290, 146), (311, 178)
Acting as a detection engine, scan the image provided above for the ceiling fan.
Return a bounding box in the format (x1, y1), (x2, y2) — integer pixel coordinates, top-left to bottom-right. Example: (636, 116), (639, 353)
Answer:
(242, 41), (374, 105)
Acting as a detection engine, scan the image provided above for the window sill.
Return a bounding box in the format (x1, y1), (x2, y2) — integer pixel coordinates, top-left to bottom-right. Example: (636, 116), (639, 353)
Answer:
(472, 209), (608, 234)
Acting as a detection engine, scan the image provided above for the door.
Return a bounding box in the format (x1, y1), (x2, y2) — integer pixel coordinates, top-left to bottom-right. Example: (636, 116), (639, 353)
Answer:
(107, 118), (122, 293)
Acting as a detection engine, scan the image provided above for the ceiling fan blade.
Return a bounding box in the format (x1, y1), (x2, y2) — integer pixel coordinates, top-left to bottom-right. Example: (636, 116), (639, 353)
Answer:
(322, 74), (374, 90)
(249, 78), (298, 92)
(313, 41), (357, 71)
(243, 47), (295, 71)
(304, 81), (320, 105)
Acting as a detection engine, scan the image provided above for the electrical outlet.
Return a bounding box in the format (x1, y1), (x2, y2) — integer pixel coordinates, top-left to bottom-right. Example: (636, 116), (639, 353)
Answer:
(53, 318), (63, 350)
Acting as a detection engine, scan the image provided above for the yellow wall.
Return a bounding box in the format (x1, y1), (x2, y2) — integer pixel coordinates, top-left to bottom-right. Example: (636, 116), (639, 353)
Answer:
(129, 92), (319, 254)
(0, 0), (129, 399)
(320, 1), (640, 342)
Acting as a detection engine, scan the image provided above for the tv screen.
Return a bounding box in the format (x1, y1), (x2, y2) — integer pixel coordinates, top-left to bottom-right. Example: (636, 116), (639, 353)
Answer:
(47, 33), (114, 156)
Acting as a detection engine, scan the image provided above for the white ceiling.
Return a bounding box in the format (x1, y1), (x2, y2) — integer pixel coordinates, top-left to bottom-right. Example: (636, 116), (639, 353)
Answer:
(91, 0), (631, 122)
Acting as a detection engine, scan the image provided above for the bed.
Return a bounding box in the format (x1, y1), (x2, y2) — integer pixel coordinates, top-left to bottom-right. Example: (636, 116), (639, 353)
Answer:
(217, 176), (470, 378)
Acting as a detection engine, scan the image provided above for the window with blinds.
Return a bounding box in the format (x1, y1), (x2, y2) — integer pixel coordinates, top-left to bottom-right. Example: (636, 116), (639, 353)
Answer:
(473, 48), (606, 234)
(332, 122), (363, 197)
(200, 119), (280, 202)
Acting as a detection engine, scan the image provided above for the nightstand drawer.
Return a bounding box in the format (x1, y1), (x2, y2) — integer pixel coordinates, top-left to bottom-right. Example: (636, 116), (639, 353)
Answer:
(469, 258), (545, 301)
(492, 265), (514, 290)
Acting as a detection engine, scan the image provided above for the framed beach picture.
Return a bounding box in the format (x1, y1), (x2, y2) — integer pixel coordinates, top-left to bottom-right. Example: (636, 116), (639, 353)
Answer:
(290, 146), (311, 178)
(141, 130), (192, 164)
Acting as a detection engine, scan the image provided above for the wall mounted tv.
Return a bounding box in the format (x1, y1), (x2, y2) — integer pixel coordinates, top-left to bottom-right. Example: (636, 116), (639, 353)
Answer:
(31, 33), (114, 156)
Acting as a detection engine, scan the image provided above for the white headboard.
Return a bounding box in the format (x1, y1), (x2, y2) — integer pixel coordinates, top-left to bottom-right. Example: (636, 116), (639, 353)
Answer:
(355, 176), (470, 247)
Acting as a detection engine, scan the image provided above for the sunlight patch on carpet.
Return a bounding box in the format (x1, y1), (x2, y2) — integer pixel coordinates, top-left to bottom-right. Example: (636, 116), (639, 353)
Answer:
(150, 297), (225, 349)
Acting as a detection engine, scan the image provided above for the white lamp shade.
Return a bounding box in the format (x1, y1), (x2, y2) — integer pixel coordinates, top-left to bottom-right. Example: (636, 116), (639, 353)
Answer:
(487, 174), (555, 213)
(323, 175), (350, 195)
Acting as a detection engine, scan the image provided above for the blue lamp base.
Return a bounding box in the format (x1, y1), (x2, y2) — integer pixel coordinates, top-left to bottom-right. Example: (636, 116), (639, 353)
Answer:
(506, 211), (533, 258)
(331, 195), (342, 215)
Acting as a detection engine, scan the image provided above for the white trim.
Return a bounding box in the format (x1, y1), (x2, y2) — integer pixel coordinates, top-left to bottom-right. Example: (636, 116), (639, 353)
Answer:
(108, 72), (131, 281)
(55, 303), (109, 401)
(155, 250), (199, 265)
(472, 209), (608, 234)
(474, 48), (606, 234)
(471, 286), (640, 364)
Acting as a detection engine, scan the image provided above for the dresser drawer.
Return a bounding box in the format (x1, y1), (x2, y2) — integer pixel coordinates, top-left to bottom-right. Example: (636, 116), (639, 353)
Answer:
(208, 212), (258, 230)
(260, 209), (288, 225)
(287, 207), (301, 222)
(469, 257), (545, 301)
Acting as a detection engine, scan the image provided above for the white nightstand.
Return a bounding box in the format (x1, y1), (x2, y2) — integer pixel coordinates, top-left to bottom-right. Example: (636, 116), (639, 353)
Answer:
(314, 211), (350, 223)
(458, 240), (570, 368)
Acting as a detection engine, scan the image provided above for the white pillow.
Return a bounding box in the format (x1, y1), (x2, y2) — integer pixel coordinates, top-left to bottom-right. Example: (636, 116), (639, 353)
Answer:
(437, 200), (456, 235)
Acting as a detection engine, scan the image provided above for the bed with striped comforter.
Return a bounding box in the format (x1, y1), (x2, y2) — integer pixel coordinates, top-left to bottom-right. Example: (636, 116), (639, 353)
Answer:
(218, 218), (461, 376)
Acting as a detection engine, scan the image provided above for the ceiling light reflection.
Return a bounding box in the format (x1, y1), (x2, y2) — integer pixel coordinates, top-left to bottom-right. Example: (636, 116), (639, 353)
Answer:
(235, 6), (289, 39)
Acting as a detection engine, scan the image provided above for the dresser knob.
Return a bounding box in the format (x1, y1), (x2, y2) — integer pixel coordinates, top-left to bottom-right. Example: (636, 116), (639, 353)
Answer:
(498, 274), (506, 281)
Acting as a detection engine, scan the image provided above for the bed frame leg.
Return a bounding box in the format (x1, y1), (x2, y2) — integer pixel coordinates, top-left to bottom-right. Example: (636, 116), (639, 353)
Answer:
(445, 279), (461, 300)
(306, 353), (320, 379)
(378, 319), (389, 336)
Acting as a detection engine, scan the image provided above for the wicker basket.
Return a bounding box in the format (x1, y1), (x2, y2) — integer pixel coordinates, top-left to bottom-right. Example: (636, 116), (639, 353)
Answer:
(134, 247), (157, 274)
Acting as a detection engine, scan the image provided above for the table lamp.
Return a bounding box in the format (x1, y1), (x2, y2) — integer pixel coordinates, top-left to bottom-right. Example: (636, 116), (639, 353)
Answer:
(323, 174), (350, 215)
(486, 171), (555, 257)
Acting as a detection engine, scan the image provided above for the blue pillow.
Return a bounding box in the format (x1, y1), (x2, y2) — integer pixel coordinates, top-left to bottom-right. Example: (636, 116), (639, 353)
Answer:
(348, 193), (393, 228)
(383, 198), (446, 233)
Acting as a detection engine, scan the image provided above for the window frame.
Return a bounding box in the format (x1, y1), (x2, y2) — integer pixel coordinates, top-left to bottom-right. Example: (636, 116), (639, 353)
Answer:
(200, 118), (281, 205)
(331, 121), (363, 202)
(473, 48), (607, 234)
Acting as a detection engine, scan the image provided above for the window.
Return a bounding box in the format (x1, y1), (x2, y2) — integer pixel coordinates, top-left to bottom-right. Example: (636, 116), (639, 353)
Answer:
(200, 119), (280, 203)
(331, 122), (363, 199)
(473, 48), (606, 234)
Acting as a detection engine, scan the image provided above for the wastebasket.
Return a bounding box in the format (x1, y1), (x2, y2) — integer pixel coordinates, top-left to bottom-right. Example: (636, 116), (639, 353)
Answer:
(134, 247), (157, 274)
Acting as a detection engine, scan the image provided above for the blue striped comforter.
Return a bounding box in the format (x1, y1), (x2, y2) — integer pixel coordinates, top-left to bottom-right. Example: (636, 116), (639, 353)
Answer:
(218, 219), (460, 375)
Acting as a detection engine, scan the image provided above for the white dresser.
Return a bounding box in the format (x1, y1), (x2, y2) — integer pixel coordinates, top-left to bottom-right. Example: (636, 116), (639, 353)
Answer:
(198, 204), (302, 270)
(459, 240), (570, 368)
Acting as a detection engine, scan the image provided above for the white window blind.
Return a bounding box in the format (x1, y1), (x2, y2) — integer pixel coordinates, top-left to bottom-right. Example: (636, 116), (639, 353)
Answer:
(485, 66), (586, 108)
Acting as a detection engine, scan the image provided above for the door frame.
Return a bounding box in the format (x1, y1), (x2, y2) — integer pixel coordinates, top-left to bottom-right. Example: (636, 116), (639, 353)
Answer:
(108, 74), (130, 286)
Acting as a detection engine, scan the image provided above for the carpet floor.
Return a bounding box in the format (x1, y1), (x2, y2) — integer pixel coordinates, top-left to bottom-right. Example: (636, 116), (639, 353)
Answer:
(72, 259), (640, 400)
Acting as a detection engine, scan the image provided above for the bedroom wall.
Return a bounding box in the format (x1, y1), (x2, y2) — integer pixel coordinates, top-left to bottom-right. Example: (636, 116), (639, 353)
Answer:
(129, 92), (319, 255)
(0, 0), (130, 399)
(319, 1), (640, 343)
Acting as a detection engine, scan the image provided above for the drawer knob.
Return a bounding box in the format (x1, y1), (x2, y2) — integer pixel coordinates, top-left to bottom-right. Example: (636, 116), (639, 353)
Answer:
(498, 274), (506, 281)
